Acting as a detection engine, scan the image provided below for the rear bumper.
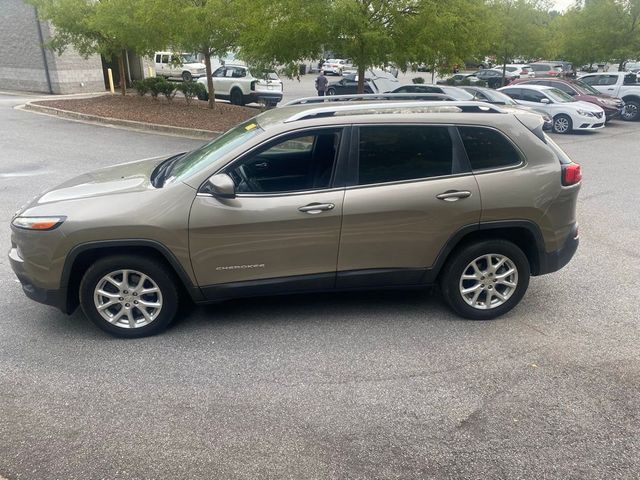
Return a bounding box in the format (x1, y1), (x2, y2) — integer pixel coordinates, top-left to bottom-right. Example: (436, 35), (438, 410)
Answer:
(537, 225), (579, 275)
(9, 247), (69, 313)
(247, 91), (283, 103)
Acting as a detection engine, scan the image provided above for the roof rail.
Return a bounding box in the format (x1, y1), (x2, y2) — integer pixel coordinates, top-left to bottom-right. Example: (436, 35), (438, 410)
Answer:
(284, 92), (455, 105)
(282, 101), (505, 123)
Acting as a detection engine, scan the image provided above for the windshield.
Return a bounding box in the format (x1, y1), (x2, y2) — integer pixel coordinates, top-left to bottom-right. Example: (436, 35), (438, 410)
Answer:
(165, 120), (263, 184)
(546, 88), (574, 103)
(572, 79), (601, 95)
(475, 89), (517, 105)
(180, 53), (199, 64)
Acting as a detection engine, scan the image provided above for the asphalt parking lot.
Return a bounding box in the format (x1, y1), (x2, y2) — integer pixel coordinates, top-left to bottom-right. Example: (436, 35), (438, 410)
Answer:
(0, 92), (639, 480)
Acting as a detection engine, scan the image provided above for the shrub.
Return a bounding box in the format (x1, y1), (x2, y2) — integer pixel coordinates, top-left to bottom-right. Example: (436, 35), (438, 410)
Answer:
(412, 77), (425, 84)
(145, 77), (165, 100)
(176, 81), (207, 104)
(157, 79), (177, 102)
(132, 80), (148, 96)
(444, 77), (457, 85)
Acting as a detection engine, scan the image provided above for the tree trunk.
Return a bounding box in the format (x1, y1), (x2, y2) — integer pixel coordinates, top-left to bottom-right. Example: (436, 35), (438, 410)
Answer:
(118, 52), (126, 96)
(203, 48), (215, 109)
(357, 64), (366, 94)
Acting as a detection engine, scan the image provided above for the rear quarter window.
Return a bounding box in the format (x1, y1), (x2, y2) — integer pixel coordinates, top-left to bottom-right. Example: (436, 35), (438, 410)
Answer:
(459, 127), (522, 171)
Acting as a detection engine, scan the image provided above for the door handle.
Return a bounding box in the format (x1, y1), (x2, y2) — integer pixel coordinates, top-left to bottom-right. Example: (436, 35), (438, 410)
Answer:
(436, 190), (472, 202)
(298, 203), (335, 214)
(254, 161), (268, 169)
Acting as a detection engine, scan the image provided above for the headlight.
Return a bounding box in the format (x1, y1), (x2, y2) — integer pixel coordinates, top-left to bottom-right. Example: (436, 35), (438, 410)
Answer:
(577, 109), (594, 116)
(12, 216), (65, 231)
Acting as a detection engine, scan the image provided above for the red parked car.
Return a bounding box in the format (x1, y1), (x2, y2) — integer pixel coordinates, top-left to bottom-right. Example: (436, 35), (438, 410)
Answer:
(509, 78), (625, 121)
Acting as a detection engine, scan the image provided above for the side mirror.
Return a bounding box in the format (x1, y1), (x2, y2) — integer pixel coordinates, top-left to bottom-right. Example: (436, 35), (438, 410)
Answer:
(540, 98), (550, 104)
(206, 173), (235, 198)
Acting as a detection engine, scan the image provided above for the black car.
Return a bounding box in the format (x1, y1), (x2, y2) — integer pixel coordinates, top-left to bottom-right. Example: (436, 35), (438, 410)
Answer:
(473, 69), (516, 88)
(389, 84), (474, 100)
(327, 74), (374, 95)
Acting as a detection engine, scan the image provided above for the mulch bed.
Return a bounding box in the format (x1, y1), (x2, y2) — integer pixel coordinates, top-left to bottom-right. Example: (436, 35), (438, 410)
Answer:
(33, 94), (258, 132)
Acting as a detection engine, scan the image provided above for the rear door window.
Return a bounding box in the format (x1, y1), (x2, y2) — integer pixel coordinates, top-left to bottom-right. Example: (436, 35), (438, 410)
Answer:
(357, 126), (453, 185)
(458, 127), (522, 171)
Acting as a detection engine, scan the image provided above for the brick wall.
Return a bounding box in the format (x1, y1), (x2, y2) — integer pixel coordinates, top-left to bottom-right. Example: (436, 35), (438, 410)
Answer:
(0, 0), (105, 94)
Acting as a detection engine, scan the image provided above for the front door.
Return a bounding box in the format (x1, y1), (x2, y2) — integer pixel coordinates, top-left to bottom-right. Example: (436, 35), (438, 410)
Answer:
(337, 124), (481, 287)
(189, 127), (347, 295)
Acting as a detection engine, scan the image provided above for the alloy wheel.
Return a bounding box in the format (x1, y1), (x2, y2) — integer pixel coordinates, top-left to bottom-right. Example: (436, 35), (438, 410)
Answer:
(458, 254), (519, 310)
(622, 103), (638, 121)
(93, 269), (163, 329)
(554, 116), (570, 133)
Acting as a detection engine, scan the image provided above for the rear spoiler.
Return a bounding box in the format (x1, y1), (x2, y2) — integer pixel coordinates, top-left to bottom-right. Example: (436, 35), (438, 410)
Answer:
(513, 112), (546, 142)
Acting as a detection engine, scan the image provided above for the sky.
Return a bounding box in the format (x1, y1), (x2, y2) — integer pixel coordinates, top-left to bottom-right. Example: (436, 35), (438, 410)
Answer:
(552, 0), (574, 11)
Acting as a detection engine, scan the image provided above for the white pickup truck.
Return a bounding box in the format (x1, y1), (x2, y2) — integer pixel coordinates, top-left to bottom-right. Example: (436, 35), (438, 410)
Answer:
(578, 72), (640, 121)
(197, 65), (283, 107)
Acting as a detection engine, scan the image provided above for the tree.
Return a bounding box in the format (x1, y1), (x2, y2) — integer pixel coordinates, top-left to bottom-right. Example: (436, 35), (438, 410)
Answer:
(28, 0), (160, 95)
(488, 0), (548, 85)
(164, 0), (241, 109)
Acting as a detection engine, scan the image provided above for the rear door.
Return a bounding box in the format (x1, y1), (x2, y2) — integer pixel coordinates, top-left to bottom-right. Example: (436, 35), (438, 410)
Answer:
(336, 124), (481, 287)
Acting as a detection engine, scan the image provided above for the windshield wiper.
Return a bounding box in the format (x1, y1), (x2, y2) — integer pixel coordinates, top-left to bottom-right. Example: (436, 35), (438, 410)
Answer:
(151, 153), (185, 188)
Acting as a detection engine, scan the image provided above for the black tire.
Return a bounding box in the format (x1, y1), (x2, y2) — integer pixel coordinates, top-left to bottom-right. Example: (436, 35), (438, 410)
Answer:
(181, 71), (193, 82)
(230, 88), (244, 106)
(79, 255), (179, 338)
(553, 114), (573, 134)
(265, 100), (278, 108)
(621, 99), (639, 121)
(197, 90), (209, 101)
(327, 87), (336, 96)
(439, 240), (530, 320)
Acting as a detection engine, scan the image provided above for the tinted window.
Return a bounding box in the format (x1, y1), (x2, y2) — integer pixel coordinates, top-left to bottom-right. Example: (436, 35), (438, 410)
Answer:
(520, 89), (547, 103)
(623, 73), (637, 85)
(459, 127), (521, 170)
(225, 129), (342, 193)
(357, 126), (453, 185)
(500, 88), (522, 100)
(212, 67), (225, 77)
(580, 75), (597, 86)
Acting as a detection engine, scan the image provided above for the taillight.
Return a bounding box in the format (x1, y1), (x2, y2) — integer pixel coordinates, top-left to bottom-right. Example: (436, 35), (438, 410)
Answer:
(562, 163), (582, 186)
(250, 80), (257, 91)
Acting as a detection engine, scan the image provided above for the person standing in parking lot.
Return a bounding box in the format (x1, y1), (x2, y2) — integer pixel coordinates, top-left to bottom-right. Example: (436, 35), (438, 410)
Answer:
(315, 70), (328, 96)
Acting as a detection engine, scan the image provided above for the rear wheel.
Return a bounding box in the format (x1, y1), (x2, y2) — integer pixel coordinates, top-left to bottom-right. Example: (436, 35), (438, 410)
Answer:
(79, 255), (179, 338)
(440, 240), (530, 320)
(553, 114), (572, 134)
(621, 99), (639, 121)
(182, 71), (193, 82)
(230, 88), (244, 106)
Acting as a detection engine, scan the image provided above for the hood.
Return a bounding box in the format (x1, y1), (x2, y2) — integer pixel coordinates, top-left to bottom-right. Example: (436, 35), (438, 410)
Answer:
(28, 156), (170, 207)
(574, 100), (604, 112)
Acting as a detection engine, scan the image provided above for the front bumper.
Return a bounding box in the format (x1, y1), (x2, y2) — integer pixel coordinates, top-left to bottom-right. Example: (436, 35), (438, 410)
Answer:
(537, 224), (579, 275)
(9, 247), (69, 313)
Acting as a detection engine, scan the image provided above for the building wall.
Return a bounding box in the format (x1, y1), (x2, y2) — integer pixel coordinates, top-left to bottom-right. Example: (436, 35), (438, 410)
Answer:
(0, 0), (104, 94)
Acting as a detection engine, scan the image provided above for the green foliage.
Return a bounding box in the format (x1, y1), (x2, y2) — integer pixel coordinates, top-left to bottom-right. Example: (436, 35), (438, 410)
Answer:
(132, 80), (149, 96)
(176, 81), (206, 104)
(144, 77), (166, 99)
(412, 77), (426, 84)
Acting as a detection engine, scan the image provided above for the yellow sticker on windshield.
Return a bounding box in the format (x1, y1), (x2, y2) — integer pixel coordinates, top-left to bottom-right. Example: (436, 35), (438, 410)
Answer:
(245, 123), (257, 131)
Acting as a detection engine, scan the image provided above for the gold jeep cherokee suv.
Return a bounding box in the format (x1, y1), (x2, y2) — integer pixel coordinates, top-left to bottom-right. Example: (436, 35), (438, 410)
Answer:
(9, 100), (581, 338)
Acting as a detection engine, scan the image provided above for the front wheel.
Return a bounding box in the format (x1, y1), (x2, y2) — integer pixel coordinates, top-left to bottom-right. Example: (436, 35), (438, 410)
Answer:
(621, 100), (639, 121)
(79, 255), (179, 338)
(182, 71), (193, 82)
(440, 240), (530, 320)
(553, 114), (573, 134)
(327, 88), (336, 96)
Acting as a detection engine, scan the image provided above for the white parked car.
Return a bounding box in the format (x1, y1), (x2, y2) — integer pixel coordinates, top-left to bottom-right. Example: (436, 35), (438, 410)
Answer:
(321, 59), (350, 75)
(154, 52), (206, 82)
(498, 84), (606, 133)
(492, 64), (535, 79)
(197, 65), (283, 106)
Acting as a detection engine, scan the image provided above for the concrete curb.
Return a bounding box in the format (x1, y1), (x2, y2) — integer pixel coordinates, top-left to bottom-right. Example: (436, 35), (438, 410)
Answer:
(21, 99), (220, 140)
